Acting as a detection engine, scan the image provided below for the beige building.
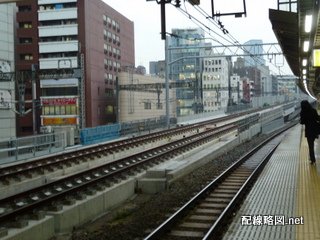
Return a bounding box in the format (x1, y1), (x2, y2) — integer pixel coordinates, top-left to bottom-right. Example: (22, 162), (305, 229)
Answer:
(117, 72), (176, 122)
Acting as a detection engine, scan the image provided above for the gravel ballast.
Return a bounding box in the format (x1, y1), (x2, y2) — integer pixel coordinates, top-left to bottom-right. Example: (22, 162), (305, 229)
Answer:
(51, 134), (270, 240)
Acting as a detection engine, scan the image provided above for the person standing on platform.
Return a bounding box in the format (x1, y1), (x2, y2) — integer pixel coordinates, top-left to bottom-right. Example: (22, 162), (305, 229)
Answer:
(300, 100), (320, 164)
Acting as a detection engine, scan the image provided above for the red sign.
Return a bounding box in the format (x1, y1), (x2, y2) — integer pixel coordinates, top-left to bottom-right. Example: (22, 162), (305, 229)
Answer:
(42, 98), (77, 105)
(43, 117), (77, 125)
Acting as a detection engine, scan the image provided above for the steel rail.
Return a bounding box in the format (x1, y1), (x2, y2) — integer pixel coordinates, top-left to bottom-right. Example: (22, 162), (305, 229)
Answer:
(144, 121), (297, 240)
(203, 122), (298, 239)
(0, 114), (237, 181)
(0, 122), (238, 226)
(0, 101), (288, 182)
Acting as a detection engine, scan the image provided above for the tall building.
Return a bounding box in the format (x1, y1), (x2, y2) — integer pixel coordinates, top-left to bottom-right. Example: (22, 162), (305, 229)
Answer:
(202, 53), (231, 112)
(259, 65), (272, 96)
(149, 60), (165, 78)
(234, 57), (262, 97)
(16, 0), (134, 137)
(0, 3), (16, 141)
(16, 1), (39, 137)
(168, 28), (205, 116)
(243, 39), (266, 67)
(230, 74), (241, 105)
(149, 61), (158, 76)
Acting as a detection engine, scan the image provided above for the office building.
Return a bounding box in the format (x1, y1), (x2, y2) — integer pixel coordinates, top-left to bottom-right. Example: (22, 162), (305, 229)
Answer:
(168, 28), (205, 116)
(202, 54), (231, 112)
(16, 0), (134, 137)
(243, 39), (266, 67)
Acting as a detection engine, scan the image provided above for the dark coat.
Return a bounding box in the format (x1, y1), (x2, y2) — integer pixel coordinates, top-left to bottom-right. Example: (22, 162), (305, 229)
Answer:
(300, 107), (320, 139)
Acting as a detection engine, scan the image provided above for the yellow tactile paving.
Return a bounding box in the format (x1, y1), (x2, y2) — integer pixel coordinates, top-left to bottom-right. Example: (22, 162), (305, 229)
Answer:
(296, 131), (320, 240)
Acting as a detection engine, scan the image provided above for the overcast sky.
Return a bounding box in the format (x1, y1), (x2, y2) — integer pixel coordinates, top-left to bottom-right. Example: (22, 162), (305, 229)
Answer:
(103, 0), (292, 75)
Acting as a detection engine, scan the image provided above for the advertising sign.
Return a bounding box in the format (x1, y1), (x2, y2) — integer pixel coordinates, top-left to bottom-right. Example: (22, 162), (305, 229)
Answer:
(0, 89), (11, 109)
(43, 117), (77, 125)
(42, 98), (77, 105)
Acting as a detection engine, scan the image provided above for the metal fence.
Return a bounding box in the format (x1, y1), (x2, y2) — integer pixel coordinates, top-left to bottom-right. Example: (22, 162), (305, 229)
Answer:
(80, 124), (121, 145)
(0, 132), (65, 165)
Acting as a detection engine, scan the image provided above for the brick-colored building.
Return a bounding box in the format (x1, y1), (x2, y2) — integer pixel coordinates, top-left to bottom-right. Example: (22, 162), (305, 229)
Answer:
(16, 0), (134, 137)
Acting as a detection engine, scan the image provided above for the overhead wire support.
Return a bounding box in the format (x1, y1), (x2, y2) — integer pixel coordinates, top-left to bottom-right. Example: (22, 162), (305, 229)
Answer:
(151, 0), (172, 40)
(0, 68), (80, 82)
(178, 3), (290, 75)
(211, 0), (247, 18)
(149, 0), (199, 39)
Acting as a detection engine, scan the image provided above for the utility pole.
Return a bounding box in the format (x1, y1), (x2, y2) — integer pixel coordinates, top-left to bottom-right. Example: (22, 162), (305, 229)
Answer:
(165, 36), (170, 128)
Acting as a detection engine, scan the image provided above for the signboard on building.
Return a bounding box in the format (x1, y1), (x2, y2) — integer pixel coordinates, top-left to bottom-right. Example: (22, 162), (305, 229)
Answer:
(43, 117), (77, 125)
(42, 98), (77, 105)
(0, 89), (11, 109)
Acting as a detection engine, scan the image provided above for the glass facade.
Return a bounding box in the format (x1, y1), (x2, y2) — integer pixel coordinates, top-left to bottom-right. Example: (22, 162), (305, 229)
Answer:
(168, 28), (205, 116)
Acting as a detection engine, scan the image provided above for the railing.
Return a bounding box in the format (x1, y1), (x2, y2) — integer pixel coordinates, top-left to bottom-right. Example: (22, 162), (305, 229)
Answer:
(0, 132), (65, 165)
(80, 124), (120, 145)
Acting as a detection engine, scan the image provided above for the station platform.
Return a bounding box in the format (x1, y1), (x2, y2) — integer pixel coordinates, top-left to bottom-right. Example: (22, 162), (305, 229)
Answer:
(222, 124), (320, 240)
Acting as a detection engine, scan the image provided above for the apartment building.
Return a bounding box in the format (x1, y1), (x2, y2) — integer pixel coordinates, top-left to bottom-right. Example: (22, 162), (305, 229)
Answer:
(16, 0), (134, 136)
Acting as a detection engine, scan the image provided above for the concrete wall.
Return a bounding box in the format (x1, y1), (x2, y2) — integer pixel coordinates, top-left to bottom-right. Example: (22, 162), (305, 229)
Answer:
(177, 110), (226, 125)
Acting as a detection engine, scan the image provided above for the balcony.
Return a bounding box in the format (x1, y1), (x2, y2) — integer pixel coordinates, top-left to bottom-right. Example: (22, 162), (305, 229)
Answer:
(39, 40), (79, 53)
(39, 24), (78, 37)
(38, 8), (77, 21)
(39, 56), (78, 70)
(38, 0), (76, 4)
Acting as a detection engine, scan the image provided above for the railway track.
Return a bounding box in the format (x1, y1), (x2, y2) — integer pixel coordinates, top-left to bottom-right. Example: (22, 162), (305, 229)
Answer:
(144, 121), (297, 240)
(0, 122), (238, 230)
(0, 103), (278, 187)
(0, 113), (241, 188)
(0, 104), (294, 238)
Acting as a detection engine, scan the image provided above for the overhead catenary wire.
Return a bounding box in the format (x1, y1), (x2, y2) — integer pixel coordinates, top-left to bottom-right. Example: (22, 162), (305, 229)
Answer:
(191, 4), (287, 75)
(166, 1), (291, 76)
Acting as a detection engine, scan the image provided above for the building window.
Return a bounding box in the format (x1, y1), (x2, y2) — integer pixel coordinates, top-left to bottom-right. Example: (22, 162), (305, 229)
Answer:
(42, 105), (77, 115)
(42, 87), (78, 96)
(21, 126), (33, 132)
(39, 3), (76, 10)
(20, 38), (32, 44)
(115, 21), (120, 32)
(19, 22), (32, 28)
(105, 88), (113, 97)
(41, 19), (77, 26)
(144, 102), (151, 109)
(115, 35), (120, 45)
(106, 105), (114, 114)
(106, 16), (112, 27)
(20, 54), (33, 60)
(19, 5), (31, 12)
(278, 0), (297, 12)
